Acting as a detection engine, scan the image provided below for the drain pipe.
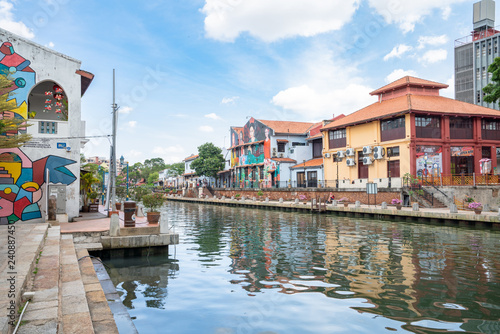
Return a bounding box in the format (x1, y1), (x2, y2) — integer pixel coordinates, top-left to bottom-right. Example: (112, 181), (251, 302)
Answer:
(13, 292), (35, 334)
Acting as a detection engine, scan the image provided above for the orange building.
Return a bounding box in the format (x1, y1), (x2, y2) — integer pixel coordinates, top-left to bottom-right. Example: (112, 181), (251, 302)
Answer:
(321, 76), (500, 188)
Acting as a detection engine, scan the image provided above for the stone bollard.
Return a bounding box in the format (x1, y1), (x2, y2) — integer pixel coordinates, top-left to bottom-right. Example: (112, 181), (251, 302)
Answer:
(381, 202), (387, 209)
(449, 204), (458, 213)
(332, 200), (338, 206)
(295, 198), (299, 204)
(498, 208), (500, 217)
(110, 213), (120, 237)
(231, 196), (235, 200)
(355, 201), (361, 208)
(312, 199), (317, 206)
(412, 203), (419, 211)
(160, 212), (169, 234)
(483, 204), (491, 212)
(265, 197), (269, 203)
(214, 195), (217, 200)
(222, 196), (226, 200)
(241, 196), (246, 201)
(253, 197), (256, 201)
(279, 198), (283, 203)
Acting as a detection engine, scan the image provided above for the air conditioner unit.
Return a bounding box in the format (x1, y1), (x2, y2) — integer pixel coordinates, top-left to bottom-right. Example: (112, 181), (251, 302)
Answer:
(278, 153), (284, 158)
(346, 158), (356, 167)
(363, 146), (372, 154)
(337, 151), (346, 158)
(272, 148), (277, 158)
(373, 146), (385, 158)
(346, 148), (355, 156)
(363, 157), (373, 165)
(324, 153), (331, 158)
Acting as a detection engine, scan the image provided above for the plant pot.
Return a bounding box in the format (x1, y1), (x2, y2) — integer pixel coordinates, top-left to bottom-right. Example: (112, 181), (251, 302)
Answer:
(396, 204), (402, 210)
(147, 212), (161, 224)
(474, 208), (482, 215)
(343, 202), (348, 208)
(115, 202), (122, 211)
(82, 205), (89, 213)
(108, 210), (119, 217)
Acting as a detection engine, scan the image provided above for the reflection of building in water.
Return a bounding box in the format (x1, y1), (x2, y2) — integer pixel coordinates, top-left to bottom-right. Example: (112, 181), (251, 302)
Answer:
(100, 248), (179, 310)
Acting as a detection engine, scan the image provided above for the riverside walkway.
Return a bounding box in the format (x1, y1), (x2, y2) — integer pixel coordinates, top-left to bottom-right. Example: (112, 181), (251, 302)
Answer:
(167, 195), (500, 229)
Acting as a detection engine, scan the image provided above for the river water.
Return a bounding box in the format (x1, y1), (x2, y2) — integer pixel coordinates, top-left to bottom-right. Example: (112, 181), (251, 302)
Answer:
(102, 202), (500, 334)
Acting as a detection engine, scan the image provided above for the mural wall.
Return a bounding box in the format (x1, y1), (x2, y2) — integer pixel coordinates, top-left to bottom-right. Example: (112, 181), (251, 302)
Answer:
(230, 119), (279, 187)
(0, 41), (77, 224)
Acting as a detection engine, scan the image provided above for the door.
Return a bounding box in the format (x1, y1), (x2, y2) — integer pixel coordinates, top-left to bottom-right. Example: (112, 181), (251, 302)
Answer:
(297, 172), (306, 188)
(307, 171), (317, 187)
(358, 152), (368, 179)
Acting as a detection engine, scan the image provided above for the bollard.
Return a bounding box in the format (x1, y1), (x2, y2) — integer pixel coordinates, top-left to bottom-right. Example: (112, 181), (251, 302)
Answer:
(214, 195), (217, 200)
(355, 201), (360, 208)
(449, 204), (458, 213)
(231, 196), (235, 200)
(483, 204), (490, 212)
(265, 197), (269, 203)
(312, 199), (317, 206)
(381, 202), (387, 209)
(160, 212), (169, 234)
(110, 213), (120, 236)
(253, 197), (256, 201)
(123, 201), (137, 227)
(412, 203), (419, 211)
(295, 198), (299, 204)
(279, 198), (283, 203)
(332, 200), (338, 206)
(222, 196), (226, 200)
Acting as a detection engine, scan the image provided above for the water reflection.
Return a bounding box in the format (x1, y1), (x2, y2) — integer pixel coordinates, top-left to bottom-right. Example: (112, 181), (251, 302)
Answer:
(103, 202), (500, 334)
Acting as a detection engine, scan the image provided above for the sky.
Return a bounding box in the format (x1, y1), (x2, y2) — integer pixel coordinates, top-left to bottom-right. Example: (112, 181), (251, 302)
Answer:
(1, 0), (493, 164)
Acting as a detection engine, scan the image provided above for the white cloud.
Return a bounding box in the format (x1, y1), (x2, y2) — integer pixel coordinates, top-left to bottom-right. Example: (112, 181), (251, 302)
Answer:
(45, 41), (55, 48)
(127, 121), (137, 128)
(221, 96), (239, 104)
(271, 45), (376, 119)
(126, 150), (143, 159)
(419, 49), (447, 64)
(199, 125), (214, 132)
(0, 1), (35, 39)
(202, 0), (360, 42)
(441, 75), (455, 98)
(119, 106), (133, 114)
(386, 69), (419, 83)
(205, 113), (222, 120)
(152, 145), (185, 155)
(368, 0), (467, 33)
(384, 44), (412, 61)
(417, 35), (449, 49)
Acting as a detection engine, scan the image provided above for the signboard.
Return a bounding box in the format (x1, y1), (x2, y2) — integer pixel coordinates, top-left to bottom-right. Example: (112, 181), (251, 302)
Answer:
(366, 183), (377, 194)
(57, 142), (66, 149)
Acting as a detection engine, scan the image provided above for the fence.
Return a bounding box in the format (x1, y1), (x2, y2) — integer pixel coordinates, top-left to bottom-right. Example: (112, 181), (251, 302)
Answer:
(416, 173), (500, 187)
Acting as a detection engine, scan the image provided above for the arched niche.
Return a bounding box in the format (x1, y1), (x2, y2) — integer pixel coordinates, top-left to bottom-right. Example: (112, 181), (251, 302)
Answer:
(28, 81), (68, 121)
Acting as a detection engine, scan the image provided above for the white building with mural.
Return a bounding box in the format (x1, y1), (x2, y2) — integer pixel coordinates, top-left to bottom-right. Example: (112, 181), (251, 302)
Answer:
(0, 28), (93, 224)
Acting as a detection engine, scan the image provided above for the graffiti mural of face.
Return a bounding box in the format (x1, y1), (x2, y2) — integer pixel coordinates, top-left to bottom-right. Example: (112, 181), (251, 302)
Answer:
(265, 128), (270, 140)
(249, 126), (255, 142)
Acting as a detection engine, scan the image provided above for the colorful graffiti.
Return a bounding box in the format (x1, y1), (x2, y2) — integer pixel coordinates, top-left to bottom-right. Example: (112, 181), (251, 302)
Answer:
(0, 148), (77, 224)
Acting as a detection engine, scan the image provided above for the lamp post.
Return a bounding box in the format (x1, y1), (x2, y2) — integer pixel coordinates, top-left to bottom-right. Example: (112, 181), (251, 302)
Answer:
(336, 155), (339, 189)
(303, 160), (306, 188)
(388, 148), (391, 189)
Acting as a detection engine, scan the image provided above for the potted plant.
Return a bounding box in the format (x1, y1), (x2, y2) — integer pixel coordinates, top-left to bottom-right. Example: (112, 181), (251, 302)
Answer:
(298, 194), (307, 203)
(142, 193), (165, 223)
(235, 193), (241, 200)
(391, 198), (402, 210)
(338, 197), (349, 207)
(257, 190), (264, 201)
(468, 201), (482, 214)
(80, 170), (99, 212)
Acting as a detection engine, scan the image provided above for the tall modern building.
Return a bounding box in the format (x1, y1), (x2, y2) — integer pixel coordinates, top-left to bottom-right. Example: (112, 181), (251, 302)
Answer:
(455, 0), (499, 109)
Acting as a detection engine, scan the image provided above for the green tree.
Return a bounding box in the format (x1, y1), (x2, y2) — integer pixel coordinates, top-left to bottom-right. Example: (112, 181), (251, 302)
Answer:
(148, 171), (159, 185)
(190, 142), (225, 178)
(483, 57), (500, 103)
(167, 162), (185, 176)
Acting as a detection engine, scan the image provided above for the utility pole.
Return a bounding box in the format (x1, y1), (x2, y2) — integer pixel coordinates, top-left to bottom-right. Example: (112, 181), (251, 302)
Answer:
(107, 69), (119, 212)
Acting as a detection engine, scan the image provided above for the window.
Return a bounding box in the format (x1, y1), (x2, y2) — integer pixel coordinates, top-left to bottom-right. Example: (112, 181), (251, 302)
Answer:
(28, 81), (69, 122)
(387, 146), (400, 157)
(307, 171), (317, 187)
(489, 41), (492, 55)
(381, 117), (405, 142)
(277, 142), (286, 153)
(477, 90), (481, 103)
(477, 68), (480, 80)
(483, 67), (487, 79)
(292, 142), (306, 146)
(495, 39), (498, 54)
(387, 160), (400, 178)
(312, 139), (322, 158)
(482, 42), (486, 56)
(329, 128), (346, 149)
(476, 44), (480, 58)
(482, 119), (500, 140)
(39, 121), (57, 134)
(415, 116), (441, 138)
(450, 117), (473, 139)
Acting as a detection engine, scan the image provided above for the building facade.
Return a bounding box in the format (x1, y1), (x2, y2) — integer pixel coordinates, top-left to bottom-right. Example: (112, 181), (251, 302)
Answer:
(455, 0), (500, 109)
(321, 76), (500, 188)
(0, 28), (93, 223)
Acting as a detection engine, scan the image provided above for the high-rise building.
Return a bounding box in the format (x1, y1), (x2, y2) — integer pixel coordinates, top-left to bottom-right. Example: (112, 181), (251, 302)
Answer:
(455, 0), (499, 109)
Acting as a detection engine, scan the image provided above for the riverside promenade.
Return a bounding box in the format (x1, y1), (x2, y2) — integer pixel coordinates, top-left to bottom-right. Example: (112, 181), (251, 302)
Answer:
(167, 195), (500, 229)
(0, 206), (177, 334)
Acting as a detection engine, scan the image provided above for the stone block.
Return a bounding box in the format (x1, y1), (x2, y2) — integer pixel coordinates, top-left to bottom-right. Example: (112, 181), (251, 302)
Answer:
(253, 197), (256, 201)
(412, 203), (419, 211)
(279, 198), (283, 203)
(483, 204), (490, 212)
(449, 204), (458, 213)
(381, 202), (387, 209)
(332, 200), (338, 206)
(109, 214), (120, 237)
(295, 198), (299, 204)
(265, 197), (269, 203)
(355, 201), (360, 208)
(222, 196), (225, 200)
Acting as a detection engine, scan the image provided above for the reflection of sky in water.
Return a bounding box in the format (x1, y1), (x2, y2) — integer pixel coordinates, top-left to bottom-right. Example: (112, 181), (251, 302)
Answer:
(103, 203), (500, 334)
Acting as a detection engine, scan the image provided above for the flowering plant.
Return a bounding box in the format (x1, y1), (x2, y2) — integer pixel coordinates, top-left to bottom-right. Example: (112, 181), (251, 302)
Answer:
(465, 196), (474, 203)
(391, 198), (402, 205)
(468, 202), (482, 209)
(298, 194), (307, 200)
(338, 197), (348, 202)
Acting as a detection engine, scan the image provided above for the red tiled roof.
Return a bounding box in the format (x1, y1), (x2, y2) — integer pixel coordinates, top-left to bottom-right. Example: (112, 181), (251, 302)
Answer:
(291, 158), (323, 169)
(183, 172), (196, 176)
(76, 69), (94, 96)
(321, 94), (500, 131)
(276, 139), (289, 143)
(271, 158), (297, 163)
(306, 133), (322, 141)
(183, 154), (199, 161)
(258, 119), (315, 134)
(370, 76), (448, 95)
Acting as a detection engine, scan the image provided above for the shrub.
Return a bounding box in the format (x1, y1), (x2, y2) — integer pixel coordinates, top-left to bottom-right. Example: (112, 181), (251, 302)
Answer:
(142, 193), (165, 212)
(235, 194), (241, 198)
(257, 190), (264, 197)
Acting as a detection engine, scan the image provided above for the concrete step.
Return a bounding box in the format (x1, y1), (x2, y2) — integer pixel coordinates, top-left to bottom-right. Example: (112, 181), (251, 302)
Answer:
(59, 235), (94, 334)
(75, 248), (119, 334)
(17, 225), (60, 334)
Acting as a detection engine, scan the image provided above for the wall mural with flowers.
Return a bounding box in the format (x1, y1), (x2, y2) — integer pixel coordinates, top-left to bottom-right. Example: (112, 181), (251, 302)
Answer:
(0, 41), (76, 224)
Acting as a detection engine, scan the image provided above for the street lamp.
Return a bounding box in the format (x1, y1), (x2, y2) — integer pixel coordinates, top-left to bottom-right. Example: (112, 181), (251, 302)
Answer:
(126, 161), (129, 201)
(336, 155), (339, 189)
(303, 160), (306, 188)
(387, 148), (391, 189)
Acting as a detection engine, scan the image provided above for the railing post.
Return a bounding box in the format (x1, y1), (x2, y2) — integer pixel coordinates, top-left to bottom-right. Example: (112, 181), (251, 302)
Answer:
(440, 174), (443, 187)
(473, 173), (476, 186)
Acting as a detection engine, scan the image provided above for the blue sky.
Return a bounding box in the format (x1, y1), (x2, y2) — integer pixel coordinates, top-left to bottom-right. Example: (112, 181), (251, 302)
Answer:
(2, 0), (492, 164)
